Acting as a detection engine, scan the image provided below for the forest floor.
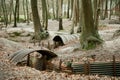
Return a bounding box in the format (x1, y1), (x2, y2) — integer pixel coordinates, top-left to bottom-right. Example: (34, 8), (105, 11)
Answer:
(0, 18), (120, 80)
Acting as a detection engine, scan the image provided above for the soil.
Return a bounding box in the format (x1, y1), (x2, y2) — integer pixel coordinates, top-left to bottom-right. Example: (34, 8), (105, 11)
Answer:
(0, 19), (120, 80)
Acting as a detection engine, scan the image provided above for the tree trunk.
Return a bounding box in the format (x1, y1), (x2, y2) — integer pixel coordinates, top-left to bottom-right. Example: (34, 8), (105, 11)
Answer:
(41, 0), (48, 30)
(52, 0), (55, 19)
(70, 0), (73, 20)
(67, 0), (70, 18)
(109, 0), (113, 20)
(9, 0), (14, 23)
(26, 0), (30, 24)
(1, 0), (8, 27)
(103, 0), (108, 19)
(71, 0), (79, 34)
(93, 0), (97, 20)
(118, 1), (120, 21)
(31, 0), (43, 40)
(13, 0), (19, 27)
(23, 0), (27, 22)
(56, 0), (59, 20)
(17, 0), (20, 22)
(94, 0), (101, 31)
(100, 0), (104, 20)
(80, 0), (103, 50)
(58, 0), (63, 30)
(77, 1), (82, 33)
(70, 0), (76, 34)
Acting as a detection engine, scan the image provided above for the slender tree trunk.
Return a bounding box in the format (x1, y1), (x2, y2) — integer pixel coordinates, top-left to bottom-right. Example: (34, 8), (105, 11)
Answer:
(58, 0), (63, 30)
(13, 0), (19, 27)
(77, 1), (82, 33)
(100, 0), (104, 20)
(17, 0), (20, 22)
(26, 0), (30, 24)
(46, 0), (51, 19)
(52, 0), (55, 19)
(0, 6), (1, 18)
(93, 0), (97, 20)
(31, 0), (43, 40)
(118, 1), (120, 21)
(115, 0), (118, 15)
(23, 0), (27, 22)
(67, 0), (70, 18)
(9, 0), (14, 23)
(71, 0), (79, 34)
(44, 0), (48, 30)
(76, 0), (79, 25)
(1, 0), (8, 27)
(109, 0), (113, 20)
(41, 0), (48, 30)
(56, 0), (59, 20)
(80, 0), (103, 50)
(70, 0), (73, 20)
(94, 0), (101, 31)
(4, 0), (8, 26)
(103, 0), (108, 19)
(70, 0), (76, 34)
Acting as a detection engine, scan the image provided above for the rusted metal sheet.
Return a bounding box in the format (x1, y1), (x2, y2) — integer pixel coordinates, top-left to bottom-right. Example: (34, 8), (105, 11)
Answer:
(9, 49), (57, 65)
(53, 34), (80, 46)
(72, 62), (120, 76)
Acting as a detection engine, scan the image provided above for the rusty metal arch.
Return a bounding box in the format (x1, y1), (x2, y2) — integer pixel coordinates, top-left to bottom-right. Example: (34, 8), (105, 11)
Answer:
(9, 49), (57, 64)
(53, 34), (80, 45)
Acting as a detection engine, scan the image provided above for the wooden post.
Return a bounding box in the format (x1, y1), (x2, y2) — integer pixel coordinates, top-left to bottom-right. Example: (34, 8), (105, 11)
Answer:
(88, 62), (90, 75)
(47, 41), (51, 50)
(42, 55), (47, 70)
(84, 63), (88, 75)
(84, 61), (90, 75)
(59, 59), (62, 71)
(27, 54), (30, 66)
(113, 55), (116, 76)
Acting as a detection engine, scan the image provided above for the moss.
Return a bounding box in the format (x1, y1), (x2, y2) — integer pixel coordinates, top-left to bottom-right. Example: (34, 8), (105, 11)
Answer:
(39, 31), (49, 39)
(18, 18), (26, 23)
(99, 24), (107, 27)
(81, 35), (103, 50)
(26, 33), (31, 37)
(87, 41), (96, 50)
(31, 31), (49, 41)
(13, 32), (21, 36)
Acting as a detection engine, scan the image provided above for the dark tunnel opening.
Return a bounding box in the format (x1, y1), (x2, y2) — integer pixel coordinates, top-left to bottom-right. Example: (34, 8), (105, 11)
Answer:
(53, 36), (64, 48)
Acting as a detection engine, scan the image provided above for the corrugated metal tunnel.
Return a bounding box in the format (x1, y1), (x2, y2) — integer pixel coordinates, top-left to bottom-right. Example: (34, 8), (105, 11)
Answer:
(9, 49), (57, 70)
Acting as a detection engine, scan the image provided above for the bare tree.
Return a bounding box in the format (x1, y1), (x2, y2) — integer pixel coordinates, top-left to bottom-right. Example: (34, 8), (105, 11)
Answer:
(58, 0), (63, 30)
(70, 0), (79, 34)
(31, 0), (44, 40)
(1, 0), (8, 27)
(80, 0), (103, 50)
(41, 0), (48, 30)
(13, 0), (19, 27)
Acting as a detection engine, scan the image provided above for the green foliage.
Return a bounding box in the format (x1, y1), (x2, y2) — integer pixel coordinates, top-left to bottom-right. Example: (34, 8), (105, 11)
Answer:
(99, 24), (107, 27)
(81, 35), (103, 50)
(26, 33), (31, 37)
(18, 18), (26, 23)
(48, 13), (52, 19)
(13, 32), (21, 36)
(0, 17), (5, 22)
(39, 31), (49, 39)
(9, 32), (22, 37)
(65, 61), (72, 68)
(86, 41), (96, 50)
(32, 31), (49, 41)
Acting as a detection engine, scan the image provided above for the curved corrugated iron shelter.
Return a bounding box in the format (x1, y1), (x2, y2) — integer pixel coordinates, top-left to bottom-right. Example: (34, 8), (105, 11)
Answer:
(9, 49), (57, 64)
(53, 34), (80, 46)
